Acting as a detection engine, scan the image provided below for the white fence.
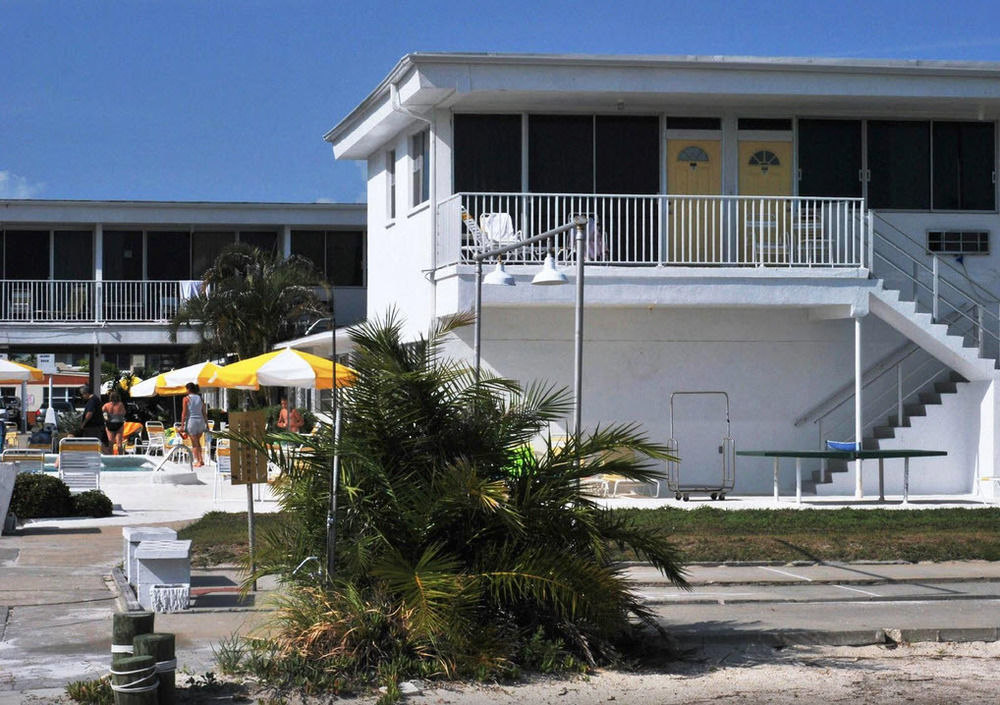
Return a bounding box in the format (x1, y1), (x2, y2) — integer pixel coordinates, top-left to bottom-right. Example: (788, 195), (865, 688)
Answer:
(438, 193), (870, 268)
(0, 280), (190, 323)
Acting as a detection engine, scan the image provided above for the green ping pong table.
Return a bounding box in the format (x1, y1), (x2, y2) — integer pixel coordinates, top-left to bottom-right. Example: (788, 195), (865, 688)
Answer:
(736, 449), (948, 504)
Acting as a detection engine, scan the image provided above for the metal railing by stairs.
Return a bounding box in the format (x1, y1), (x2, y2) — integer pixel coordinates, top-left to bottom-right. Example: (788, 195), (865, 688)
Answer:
(795, 213), (1000, 492)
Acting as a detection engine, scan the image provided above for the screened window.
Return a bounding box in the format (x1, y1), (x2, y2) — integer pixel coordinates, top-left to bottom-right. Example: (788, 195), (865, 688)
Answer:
(411, 130), (429, 206)
(528, 115), (593, 193)
(867, 121), (931, 209)
(528, 114), (659, 194)
(147, 231), (191, 280)
(797, 119), (863, 198)
(53, 230), (93, 280)
(103, 230), (143, 280)
(239, 231), (278, 254)
(932, 122), (995, 211)
(291, 230), (365, 287)
(191, 231), (235, 277)
(3, 230), (49, 279)
(386, 149), (396, 219)
(453, 114), (522, 192)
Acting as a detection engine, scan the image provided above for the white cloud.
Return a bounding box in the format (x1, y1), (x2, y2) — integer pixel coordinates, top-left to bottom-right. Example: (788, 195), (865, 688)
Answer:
(0, 171), (45, 199)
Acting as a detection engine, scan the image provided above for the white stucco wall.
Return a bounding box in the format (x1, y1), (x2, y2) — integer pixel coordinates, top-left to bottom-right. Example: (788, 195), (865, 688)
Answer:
(441, 305), (909, 495)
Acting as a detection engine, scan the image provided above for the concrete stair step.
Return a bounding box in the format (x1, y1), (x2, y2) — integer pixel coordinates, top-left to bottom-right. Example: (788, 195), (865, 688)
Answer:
(872, 426), (895, 439)
(904, 403), (927, 417)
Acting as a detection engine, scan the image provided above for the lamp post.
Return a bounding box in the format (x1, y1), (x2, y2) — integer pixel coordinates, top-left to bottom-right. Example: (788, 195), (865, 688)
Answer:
(473, 215), (589, 446)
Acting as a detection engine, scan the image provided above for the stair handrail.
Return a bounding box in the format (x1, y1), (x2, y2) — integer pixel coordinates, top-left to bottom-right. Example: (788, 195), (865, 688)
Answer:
(870, 214), (1000, 359)
(817, 353), (953, 446)
(793, 340), (921, 427)
(872, 213), (1000, 304)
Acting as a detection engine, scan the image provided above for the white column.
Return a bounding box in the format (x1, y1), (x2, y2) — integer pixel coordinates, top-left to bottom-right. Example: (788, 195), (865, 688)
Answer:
(854, 316), (864, 499)
(281, 224), (292, 259)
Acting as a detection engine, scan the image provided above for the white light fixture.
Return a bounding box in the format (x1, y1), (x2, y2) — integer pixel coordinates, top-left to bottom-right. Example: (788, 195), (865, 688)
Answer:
(483, 260), (515, 286)
(531, 254), (568, 286)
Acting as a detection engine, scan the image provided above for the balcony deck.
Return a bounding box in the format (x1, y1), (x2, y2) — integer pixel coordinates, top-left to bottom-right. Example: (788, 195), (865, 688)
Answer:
(0, 280), (196, 324)
(438, 193), (871, 270)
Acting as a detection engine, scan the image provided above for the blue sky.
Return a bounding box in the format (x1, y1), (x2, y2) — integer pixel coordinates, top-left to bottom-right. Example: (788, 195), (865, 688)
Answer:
(3, 0), (1000, 204)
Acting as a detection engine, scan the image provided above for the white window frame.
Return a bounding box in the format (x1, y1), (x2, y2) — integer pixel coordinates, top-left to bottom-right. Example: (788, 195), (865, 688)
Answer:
(410, 129), (429, 207)
(386, 149), (396, 221)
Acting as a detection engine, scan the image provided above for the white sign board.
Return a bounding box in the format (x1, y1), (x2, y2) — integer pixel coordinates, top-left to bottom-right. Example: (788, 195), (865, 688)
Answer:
(36, 354), (57, 374)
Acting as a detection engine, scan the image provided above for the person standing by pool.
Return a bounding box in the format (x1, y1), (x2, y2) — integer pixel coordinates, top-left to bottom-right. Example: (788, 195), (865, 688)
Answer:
(102, 391), (127, 455)
(276, 397), (304, 434)
(78, 385), (107, 452)
(181, 382), (208, 467)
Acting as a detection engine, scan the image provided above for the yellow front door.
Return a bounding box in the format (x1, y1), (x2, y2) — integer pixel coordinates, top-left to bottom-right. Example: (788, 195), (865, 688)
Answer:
(666, 140), (722, 262)
(739, 140), (793, 263)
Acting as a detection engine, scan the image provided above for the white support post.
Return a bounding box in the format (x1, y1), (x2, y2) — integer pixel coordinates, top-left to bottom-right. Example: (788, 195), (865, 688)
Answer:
(932, 255), (939, 322)
(897, 363), (903, 426)
(854, 316), (864, 499)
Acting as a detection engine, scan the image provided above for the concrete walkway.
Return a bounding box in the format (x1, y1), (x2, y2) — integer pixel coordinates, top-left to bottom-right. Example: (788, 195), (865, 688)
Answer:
(0, 470), (998, 702)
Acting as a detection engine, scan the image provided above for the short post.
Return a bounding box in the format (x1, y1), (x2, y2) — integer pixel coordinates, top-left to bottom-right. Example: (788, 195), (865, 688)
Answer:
(112, 612), (154, 666)
(133, 633), (176, 705)
(109, 654), (158, 705)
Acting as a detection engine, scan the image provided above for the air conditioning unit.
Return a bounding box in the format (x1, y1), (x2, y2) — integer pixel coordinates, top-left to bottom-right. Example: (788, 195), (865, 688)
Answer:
(926, 230), (989, 255)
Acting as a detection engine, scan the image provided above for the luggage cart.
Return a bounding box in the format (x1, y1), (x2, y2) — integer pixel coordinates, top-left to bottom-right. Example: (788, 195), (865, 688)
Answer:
(665, 391), (736, 501)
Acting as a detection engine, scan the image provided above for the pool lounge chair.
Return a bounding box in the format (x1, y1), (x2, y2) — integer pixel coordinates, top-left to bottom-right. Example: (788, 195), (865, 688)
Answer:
(1, 448), (46, 474)
(213, 438), (231, 502)
(58, 437), (102, 492)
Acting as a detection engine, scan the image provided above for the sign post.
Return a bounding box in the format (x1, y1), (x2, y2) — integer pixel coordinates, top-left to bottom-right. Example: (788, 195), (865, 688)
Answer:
(227, 410), (268, 590)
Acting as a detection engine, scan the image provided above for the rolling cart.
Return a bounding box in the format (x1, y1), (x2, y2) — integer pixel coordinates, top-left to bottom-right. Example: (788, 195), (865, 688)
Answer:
(665, 391), (736, 501)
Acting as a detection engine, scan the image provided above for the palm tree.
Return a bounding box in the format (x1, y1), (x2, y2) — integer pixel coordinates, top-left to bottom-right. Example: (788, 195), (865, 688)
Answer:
(241, 311), (687, 687)
(168, 243), (325, 362)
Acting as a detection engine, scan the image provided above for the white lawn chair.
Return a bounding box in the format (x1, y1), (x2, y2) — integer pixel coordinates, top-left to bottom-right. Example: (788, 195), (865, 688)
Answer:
(58, 437), (102, 492)
(479, 212), (522, 247)
(213, 438), (231, 502)
(145, 421), (166, 457)
(1, 448), (46, 474)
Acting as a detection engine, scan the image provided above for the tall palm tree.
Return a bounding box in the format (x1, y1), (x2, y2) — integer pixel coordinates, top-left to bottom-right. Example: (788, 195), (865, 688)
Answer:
(243, 311), (687, 684)
(168, 243), (325, 362)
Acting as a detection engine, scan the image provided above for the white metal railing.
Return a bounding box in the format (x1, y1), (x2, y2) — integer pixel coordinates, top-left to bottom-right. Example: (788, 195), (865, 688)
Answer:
(438, 193), (869, 268)
(0, 280), (188, 323)
(871, 214), (1000, 364)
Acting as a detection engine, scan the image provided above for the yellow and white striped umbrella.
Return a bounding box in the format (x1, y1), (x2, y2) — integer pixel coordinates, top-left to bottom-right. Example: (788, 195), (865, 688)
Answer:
(0, 360), (44, 384)
(130, 361), (225, 397)
(208, 348), (355, 390)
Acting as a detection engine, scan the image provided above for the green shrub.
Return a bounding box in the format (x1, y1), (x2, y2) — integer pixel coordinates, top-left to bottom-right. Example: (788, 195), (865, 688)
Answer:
(65, 676), (113, 705)
(72, 490), (113, 518)
(10, 473), (72, 519)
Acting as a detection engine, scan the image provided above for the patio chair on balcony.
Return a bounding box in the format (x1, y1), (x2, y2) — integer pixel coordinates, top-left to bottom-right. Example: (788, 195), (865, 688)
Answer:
(479, 212), (522, 247)
(792, 203), (828, 264)
(747, 212), (788, 265)
(6, 288), (32, 321)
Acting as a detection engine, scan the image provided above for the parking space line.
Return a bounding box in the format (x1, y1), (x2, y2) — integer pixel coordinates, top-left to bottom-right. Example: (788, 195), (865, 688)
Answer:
(835, 584), (881, 597)
(759, 567), (812, 581)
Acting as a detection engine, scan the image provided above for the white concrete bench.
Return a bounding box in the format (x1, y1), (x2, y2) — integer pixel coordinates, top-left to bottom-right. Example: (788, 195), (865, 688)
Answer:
(134, 539), (191, 612)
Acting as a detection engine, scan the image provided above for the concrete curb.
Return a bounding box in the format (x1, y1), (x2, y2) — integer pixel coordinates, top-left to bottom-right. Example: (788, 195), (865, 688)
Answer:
(671, 626), (1000, 649)
(644, 592), (1000, 606)
(0, 605), (8, 641)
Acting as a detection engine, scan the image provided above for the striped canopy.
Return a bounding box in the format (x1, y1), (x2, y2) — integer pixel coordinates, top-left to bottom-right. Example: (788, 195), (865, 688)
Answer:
(0, 360), (45, 384)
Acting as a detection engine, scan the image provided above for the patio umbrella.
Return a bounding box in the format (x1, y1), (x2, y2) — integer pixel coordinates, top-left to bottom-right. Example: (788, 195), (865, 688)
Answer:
(130, 362), (225, 397)
(208, 348), (355, 390)
(0, 360), (44, 383)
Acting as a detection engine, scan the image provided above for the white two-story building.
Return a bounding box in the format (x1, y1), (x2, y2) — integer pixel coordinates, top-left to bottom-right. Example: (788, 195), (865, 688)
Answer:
(0, 199), (366, 402)
(325, 53), (1000, 499)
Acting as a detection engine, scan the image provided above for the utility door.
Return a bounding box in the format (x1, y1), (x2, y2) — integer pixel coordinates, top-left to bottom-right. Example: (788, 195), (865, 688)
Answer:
(666, 140), (722, 263)
(738, 140), (793, 263)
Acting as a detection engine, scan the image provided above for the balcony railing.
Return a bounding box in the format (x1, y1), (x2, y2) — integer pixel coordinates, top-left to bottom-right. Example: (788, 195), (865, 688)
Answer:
(437, 193), (870, 269)
(0, 280), (196, 323)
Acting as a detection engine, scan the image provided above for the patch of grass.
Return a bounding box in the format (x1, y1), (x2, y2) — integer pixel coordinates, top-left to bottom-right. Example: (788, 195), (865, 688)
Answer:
(615, 506), (1000, 563)
(177, 511), (291, 567)
(179, 507), (1000, 567)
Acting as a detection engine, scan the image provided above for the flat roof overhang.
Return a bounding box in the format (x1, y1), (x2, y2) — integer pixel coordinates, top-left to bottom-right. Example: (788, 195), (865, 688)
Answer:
(328, 52), (1000, 160)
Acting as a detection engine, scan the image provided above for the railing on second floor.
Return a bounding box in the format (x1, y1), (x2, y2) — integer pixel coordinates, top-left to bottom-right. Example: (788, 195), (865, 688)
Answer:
(0, 280), (196, 323)
(437, 193), (870, 269)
